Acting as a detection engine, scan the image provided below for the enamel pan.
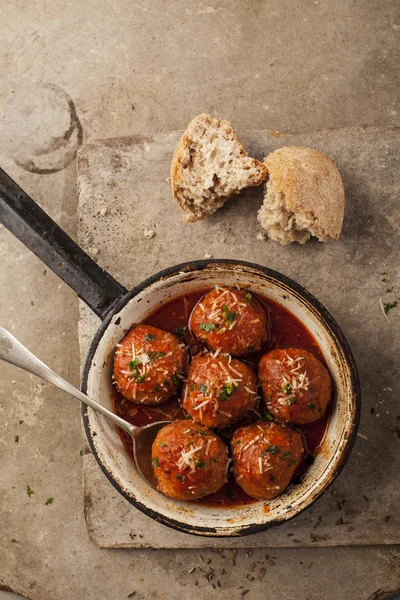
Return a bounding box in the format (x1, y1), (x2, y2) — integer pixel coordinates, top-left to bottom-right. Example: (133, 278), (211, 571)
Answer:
(0, 167), (360, 537)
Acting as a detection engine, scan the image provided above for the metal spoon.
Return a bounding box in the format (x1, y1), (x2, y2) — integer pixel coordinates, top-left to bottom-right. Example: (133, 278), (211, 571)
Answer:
(0, 327), (170, 488)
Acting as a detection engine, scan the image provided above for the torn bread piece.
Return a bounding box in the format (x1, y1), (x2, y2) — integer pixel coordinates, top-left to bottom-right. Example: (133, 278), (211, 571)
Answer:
(171, 114), (268, 223)
(258, 146), (345, 245)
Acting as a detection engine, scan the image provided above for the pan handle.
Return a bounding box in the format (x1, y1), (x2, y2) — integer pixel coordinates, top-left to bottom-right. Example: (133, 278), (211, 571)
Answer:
(0, 167), (128, 319)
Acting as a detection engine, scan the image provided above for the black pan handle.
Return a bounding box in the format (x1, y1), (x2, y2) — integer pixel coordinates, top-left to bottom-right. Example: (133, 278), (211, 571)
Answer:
(0, 167), (128, 319)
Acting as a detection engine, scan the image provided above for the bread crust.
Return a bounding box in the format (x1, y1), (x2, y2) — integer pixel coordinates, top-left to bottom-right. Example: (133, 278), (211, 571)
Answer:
(171, 114), (268, 223)
(263, 146), (344, 240)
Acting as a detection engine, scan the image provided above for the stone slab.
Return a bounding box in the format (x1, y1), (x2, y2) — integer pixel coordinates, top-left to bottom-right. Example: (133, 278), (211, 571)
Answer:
(77, 127), (400, 548)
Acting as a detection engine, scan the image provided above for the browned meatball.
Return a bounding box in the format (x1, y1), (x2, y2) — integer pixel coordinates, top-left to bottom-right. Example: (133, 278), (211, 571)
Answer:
(231, 421), (304, 500)
(258, 348), (332, 425)
(113, 324), (187, 404)
(183, 352), (259, 429)
(190, 287), (267, 356)
(151, 420), (228, 500)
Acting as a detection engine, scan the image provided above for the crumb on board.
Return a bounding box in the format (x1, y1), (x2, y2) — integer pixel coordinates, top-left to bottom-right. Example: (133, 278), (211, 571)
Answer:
(204, 252), (212, 259)
(144, 228), (156, 239)
(256, 232), (267, 241)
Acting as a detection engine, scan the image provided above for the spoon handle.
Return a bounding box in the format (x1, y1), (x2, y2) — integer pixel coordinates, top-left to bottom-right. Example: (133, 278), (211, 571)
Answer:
(0, 326), (135, 436)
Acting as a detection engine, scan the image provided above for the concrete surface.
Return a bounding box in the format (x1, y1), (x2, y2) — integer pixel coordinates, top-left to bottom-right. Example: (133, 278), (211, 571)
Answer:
(0, 0), (399, 598)
(77, 127), (400, 549)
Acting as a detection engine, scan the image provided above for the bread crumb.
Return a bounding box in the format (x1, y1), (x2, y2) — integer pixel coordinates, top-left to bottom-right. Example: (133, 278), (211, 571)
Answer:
(256, 232), (267, 241)
(144, 228), (156, 239)
(219, 237), (227, 243)
(88, 247), (99, 256)
(99, 207), (108, 217)
(204, 252), (212, 259)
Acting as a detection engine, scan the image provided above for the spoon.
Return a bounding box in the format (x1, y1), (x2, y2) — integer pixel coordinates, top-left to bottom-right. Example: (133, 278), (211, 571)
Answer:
(0, 327), (170, 488)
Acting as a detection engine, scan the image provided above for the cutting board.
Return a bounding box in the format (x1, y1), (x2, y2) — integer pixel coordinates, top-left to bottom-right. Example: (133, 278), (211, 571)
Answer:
(77, 126), (400, 548)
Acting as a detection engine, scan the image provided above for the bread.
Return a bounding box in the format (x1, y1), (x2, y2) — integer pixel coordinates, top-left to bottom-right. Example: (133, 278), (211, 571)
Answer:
(257, 146), (345, 245)
(171, 114), (268, 223)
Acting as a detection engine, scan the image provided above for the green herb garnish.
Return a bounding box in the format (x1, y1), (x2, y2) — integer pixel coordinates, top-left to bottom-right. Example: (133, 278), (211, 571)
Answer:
(199, 383), (208, 394)
(14, 435), (19, 443)
(282, 384), (292, 395)
(199, 323), (216, 332)
(176, 475), (185, 481)
(289, 397), (296, 405)
(11, 539), (17, 543)
(19, 420), (24, 425)
(129, 358), (140, 370)
(172, 374), (180, 387)
(222, 304), (237, 326)
(236, 440), (242, 445)
(219, 382), (234, 401)
(184, 414), (192, 420)
(197, 430), (207, 436)
(174, 326), (187, 338)
(154, 385), (161, 392)
(269, 474), (276, 481)
(263, 411), (274, 421)
(26, 484), (34, 498)
(159, 442), (167, 447)
(266, 445), (280, 454)
(144, 333), (156, 342)
(148, 351), (166, 361)
(189, 384), (195, 391)
(384, 301), (398, 315)
(244, 292), (252, 302)
(152, 457), (159, 467)
(196, 460), (206, 469)
(80, 449), (84, 456)
(281, 452), (291, 460)
(45, 497), (54, 505)
(307, 402), (316, 409)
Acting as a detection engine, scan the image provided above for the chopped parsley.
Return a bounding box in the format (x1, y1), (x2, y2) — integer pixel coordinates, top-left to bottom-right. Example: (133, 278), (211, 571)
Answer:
(172, 374), (180, 387)
(129, 358), (140, 370)
(236, 440), (242, 445)
(183, 414), (192, 420)
(222, 304), (237, 326)
(307, 402), (316, 409)
(196, 460), (206, 469)
(144, 333), (156, 342)
(281, 452), (291, 460)
(11, 539), (17, 543)
(197, 429), (207, 436)
(43, 270), (47, 276)
(282, 384), (292, 395)
(189, 384), (195, 391)
(19, 420), (24, 424)
(199, 323), (216, 332)
(152, 457), (159, 467)
(269, 474), (276, 481)
(176, 475), (185, 481)
(159, 442), (167, 447)
(199, 383), (208, 394)
(219, 382), (234, 401)
(26, 484), (34, 498)
(14, 435), (19, 443)
(384, 301), (398, 315)
(263, 411), (274, 421)
(244, 292), (252, 302)
(266, 445), (280, 454)
(154, 385), (161, 392)
(45, 497), (54, 505)
(174, 326), (187, 338)
(148, 351), (166, 361)
(289, 397), (296, 405)
(79, 449), (84, 456)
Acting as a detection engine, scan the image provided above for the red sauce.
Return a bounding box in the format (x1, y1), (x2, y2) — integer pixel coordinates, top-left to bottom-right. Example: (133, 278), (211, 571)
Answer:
(112, 289), (331, 508)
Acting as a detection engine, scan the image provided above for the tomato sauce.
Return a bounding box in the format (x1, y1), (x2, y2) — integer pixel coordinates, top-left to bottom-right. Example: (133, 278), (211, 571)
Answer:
(112, 289), (331, 508)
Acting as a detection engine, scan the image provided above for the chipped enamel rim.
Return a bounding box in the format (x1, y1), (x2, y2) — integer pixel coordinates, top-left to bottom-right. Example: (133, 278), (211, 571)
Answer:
(82, 260), (360, 537)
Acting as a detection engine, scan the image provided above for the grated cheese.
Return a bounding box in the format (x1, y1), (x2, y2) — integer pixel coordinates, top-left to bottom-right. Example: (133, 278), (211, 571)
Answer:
(227, 363), (243, 378)
(177, 445), (203, 469)
(193, 399), (211, 411)
(205, 439), (212, 455)
(258, 457), (263, 474)
(245, 386), (257, 395)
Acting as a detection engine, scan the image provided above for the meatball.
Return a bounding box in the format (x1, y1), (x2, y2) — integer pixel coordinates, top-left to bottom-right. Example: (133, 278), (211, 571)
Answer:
(183, 352), (259, 429)
(113, 324), (187, 405)
(190, 287), (267, 356)
(231, 421), (304, 500)
(151, 420), (228, 500)
(258, 348), (332, 425)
